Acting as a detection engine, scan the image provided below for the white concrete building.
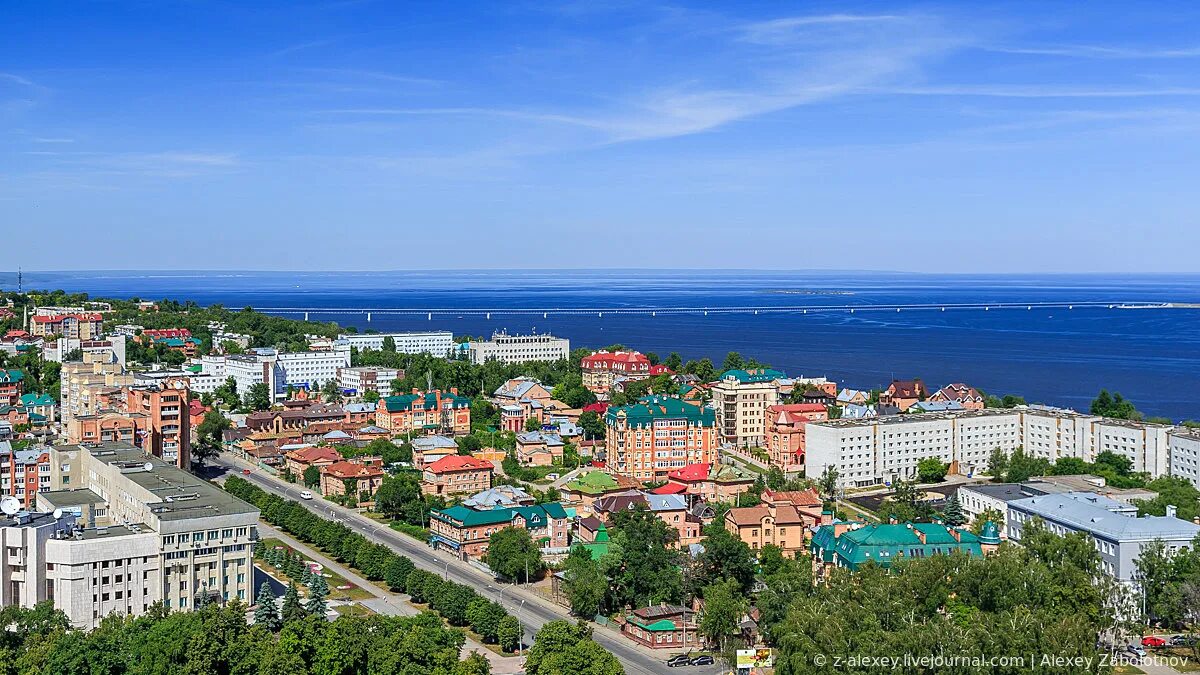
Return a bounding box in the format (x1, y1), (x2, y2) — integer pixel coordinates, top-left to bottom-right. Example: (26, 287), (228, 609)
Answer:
(467, 331), (569, 365)
(806, 407), (1180, 488)
(337, 366), (402, 397)
(710, 368), (786, 449)
(205, 342), (351, 400)
(0, 442), (259, 629)
(338, 331), (455, 356)
(1169, 427), (1200, 488)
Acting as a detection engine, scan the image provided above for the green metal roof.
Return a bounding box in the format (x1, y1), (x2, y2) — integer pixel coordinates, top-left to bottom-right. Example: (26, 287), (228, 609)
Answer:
(19, 393), (54, 407)
(582, 541), (609, 560)
(433, 502), (569, 529)
(605, 395), (714, 428)
(633, 619), (677, 631)
(718, 368), (785, 383)
(382, 391), (471, 412)
(814, 522), (984, 570)
(1, 370), (25, 384)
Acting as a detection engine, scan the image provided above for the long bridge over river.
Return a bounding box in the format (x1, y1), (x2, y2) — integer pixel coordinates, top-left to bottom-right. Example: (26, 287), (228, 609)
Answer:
(247, 300), (1182, 322)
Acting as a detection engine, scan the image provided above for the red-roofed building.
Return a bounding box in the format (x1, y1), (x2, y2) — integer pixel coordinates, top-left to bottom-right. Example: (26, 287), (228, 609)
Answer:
(662, 461), (756, 502)
(880, 379), (929, 412)
(319, 459), (385, 504)
(188, 399), (210, 428)
(764, 403), (828, 470)
(929, 383), (985, 410)
(582, 402), (609, 415)
(137, 328), (192, 341)
(581, 351), (651, 393)
(0, 308), (15, 321)
(422, 454), (495, 497)
(284, 445), (343, 478)
(30, 313), (103, 340)
(649, 482), (688, 495)
(648, 364), (674, 376)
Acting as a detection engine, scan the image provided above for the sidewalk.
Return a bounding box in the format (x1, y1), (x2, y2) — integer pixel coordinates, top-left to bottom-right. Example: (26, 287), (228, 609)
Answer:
(257, 523), (526, 675)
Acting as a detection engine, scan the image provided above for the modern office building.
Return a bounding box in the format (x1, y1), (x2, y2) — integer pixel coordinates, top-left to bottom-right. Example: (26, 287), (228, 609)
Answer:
(0, 442), (259, 629)
(210, 342), (351, 400)
(467, 331), (569, 365)
(337, 331), (455, 355)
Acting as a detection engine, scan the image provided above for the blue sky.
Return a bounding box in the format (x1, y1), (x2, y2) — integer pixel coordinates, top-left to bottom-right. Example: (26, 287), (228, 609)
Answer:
(3, 1), (1200, 272)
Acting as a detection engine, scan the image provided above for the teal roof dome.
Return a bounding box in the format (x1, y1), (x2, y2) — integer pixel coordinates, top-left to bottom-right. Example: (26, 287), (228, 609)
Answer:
(979, 520), (1001, 546)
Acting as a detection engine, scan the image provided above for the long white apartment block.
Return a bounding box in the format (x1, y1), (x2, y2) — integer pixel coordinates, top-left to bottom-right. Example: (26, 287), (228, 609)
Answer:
(806, 406), (1182, 488)
(467, 331), (570, 365)
(199, 342), (351, 400)
(338, 331), (455, 355)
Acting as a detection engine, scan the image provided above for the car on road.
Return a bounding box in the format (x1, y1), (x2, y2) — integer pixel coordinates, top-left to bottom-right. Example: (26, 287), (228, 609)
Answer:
(1125, 645), (1147, 659)
(299, 490), (314, 500)
(242, 469), (251, 475)
(690, 655), (715, 666)
(1142, 636), (1167, 647)
(1170, 635), (1197, 646)
(666, 655), (691, 667)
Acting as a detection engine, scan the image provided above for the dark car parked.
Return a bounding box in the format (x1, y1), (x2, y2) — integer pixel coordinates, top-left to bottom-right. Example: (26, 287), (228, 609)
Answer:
(690, 655), (715, 666)
(667, 655), (691, 668)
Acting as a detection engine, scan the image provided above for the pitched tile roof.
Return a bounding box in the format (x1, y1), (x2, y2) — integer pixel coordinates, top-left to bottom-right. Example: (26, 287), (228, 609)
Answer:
(427, 455), (494, 474)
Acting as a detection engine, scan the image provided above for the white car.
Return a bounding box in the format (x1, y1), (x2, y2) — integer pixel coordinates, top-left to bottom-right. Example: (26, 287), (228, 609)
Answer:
(299, 490), (314, 500)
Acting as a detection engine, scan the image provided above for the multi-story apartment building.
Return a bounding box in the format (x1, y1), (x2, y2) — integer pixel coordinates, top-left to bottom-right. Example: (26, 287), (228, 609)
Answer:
(376, 389), (472, 436)
(1007, 492), (1200, 583)
(66, 384), (191, 469)
(711, 369), (786, 449)
(605, 395), (717, 481)
(806, 407), (1179, 488)
(1169, 427), (1200, 488)
(1, 442), (260, 628)
(0, 442), (50, 508)
(29, 313), (104, 340)
(207, 343), (352, 401)
(336, 366), (402, 397)
(338, 331), (455, 355)
(59, 361), (135, 426)
(580, 350), (651, 393)
(467, 331), (569, 365)
(125, 386), (190, 468)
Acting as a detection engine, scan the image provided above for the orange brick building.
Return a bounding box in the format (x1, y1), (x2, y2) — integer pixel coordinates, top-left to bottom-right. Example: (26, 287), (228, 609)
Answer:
(421, 455), (494, 497)
(376, 389), (471, 436)
(319, 459), (385, 505)
(30, 313), (103, 339)
(763, 403), (828, 470)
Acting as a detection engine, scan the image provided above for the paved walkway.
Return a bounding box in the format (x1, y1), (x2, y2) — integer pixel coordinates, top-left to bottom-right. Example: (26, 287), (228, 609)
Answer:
(258, 523), (526, 674)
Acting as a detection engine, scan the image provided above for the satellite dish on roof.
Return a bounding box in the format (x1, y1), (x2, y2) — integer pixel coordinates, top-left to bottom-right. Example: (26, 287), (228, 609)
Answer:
(0, 495), (20, 516)
(53, 508), (63, 520)
(144, 462), (154, 472)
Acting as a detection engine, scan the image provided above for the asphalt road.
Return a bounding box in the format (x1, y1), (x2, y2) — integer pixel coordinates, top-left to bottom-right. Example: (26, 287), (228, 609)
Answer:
(209, 454), (722, 675)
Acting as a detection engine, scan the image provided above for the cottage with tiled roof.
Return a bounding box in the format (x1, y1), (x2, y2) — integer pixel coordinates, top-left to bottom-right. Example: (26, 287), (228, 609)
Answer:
(880, 379), (929, 412)
(430, 502), (570, 560)
(319, 459), (385, 505)
(810, 521), (990, 576)
(929, 383), (985, 410)
(283, 445), (342, 478)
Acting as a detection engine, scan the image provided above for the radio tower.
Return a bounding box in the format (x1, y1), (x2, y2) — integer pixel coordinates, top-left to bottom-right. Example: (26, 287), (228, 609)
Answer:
(16, 267), (21, 294)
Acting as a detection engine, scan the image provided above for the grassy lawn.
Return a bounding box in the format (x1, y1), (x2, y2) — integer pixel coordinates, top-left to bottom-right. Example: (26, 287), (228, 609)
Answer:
(1112, 665), (1145, 674)
(388, 521), (430, 540)
(260, 537), (374, 602)
(1160, 647), (1200, 672)
(334, 604), (376, 617)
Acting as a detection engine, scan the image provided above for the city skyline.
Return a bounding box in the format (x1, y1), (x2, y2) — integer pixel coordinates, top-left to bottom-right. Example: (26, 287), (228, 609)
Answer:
(4, 1), (1200, 271)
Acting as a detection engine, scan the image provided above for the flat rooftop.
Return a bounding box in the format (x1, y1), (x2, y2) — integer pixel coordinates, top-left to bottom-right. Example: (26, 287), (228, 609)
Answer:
(71, 443), (258, 521)
(960, 483), (1050, 502)
(39, 488), (104, 507)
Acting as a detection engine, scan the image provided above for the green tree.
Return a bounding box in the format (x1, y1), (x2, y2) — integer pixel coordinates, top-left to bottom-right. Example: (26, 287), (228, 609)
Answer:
(384, 555), (416, 592)
(692, 526), (756, 594)
(254, 582), (281, 631)
(374, 473), (421, 519)
(525, 620), (622, 675)
(244, 382), (272, 411)
(497, 615), (522, 653)
(362, 389), (380, 404)
(817, 465), (839, 500)
(987, 446), (1009, 480)
(305, 575), (328, 617)
(700, 578), (747, 656)
(1090, 389), (1142, 420)
(916, 457), (948, 483)
(969, 507), (1005, 535)
(194, 409), (231, 465)
(525, 416), (542, 432)
(1004, 447), (1051, 483)
(578, 410), (606, 440)
(485, 527), (545, 582)
(562, 545), (607, 618)
(941, 493), (966, 527)
(607, 505), (682, 608)
(721, 351), (745, 372)
(321, 379), (342, 403)
(281, 582), (306, 623)
(302, 465), (321, 488)
(432, 582), (477, 626)
(467, 598), (506, 643)
(381, 335), (396, 352)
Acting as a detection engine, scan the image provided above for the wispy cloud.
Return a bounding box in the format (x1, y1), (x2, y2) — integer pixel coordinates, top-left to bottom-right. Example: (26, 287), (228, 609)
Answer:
(32, 137), (75, 143)
(879, 85), (1200, 98)
(985, 44), (1200, 59)
(0, 72), (36, 87)
(738, 14), (903, 45)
